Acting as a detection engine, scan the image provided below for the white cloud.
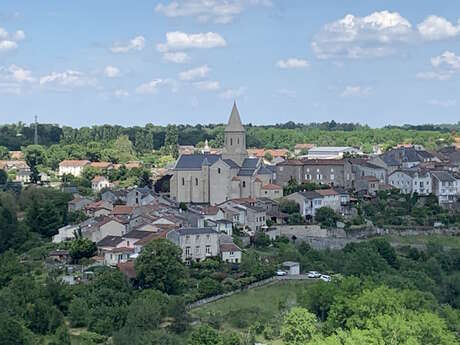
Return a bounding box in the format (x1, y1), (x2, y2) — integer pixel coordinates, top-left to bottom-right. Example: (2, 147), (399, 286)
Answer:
(0, 27), (25, 52)
(418, 16), (460, 41)
(340, 85), (372, 97)
(155, 0), (271, 24)
(104, 65), (120, 78)
(179, 65), (210, 81)
(219, 86), (246, 99)
(111, 36), (145, 53)
(312, 11), (413, 59)
(114, 89), (129, 98)
(417, 51), (460, 81)
(428, 99), (456, 108)
(0, 65), (34, 83)
(157, 31), (226, 52)
(277, 58), (309, 69)
(39, 70), (96, 89)
(193, 80), (220, 91)
(163, 51), (189, 63)
(135, 79), (175, 94)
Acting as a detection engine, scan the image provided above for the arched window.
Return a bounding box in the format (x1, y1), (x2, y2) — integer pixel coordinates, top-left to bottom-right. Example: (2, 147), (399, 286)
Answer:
(195, 178), (198, 186)
(242, 181), (246, 188)
(182, 177), (185, 186)
(230, 138), (233, 146)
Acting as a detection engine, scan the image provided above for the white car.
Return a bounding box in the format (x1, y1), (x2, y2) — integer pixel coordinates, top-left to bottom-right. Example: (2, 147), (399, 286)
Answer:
(276, 269), (287, 276)
(307, 271), (321, 279)
(320, 274), (331, 282)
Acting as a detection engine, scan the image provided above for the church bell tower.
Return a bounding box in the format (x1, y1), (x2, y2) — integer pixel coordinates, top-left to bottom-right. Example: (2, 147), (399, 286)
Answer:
(222, 102), (248, 166)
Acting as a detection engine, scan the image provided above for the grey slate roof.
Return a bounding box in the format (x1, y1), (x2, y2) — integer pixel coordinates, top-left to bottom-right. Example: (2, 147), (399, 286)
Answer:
(431, 171), (456, 182)
(242, 158), (259, 169)
(257, 165), (274, 175)
(225, 102), (245, 132)
(174, 154), (221, 170)
(97, 235), (123, 247)
(176, 227), (219, 236)
(298, 191), (322, 199)
(223, 159), (240, 168)
(238, 169), (256, 177)
(123, 230), (153, 239)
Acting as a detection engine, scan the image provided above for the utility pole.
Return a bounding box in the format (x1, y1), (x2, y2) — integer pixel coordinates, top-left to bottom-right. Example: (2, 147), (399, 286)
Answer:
(34, 115), (38, 145)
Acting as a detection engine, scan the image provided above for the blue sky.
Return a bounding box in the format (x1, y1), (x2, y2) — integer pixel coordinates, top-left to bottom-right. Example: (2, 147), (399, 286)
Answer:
(0, 0), (459, 127)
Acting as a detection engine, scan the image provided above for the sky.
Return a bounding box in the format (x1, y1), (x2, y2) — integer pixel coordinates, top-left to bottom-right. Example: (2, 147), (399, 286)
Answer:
(0, 0), (459, 127)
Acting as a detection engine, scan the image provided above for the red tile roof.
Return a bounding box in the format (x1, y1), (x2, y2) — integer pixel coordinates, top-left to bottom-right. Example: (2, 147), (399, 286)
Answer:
(59, 160), (90, 167)
(262, 183), (282, 190)
(220, 243), (241, 252)
(112, 205), (134, 215)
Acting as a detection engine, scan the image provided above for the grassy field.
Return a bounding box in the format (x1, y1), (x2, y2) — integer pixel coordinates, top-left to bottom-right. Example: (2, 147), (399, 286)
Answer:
(385, 234), (460, 249)
(190, 280), (315, 344)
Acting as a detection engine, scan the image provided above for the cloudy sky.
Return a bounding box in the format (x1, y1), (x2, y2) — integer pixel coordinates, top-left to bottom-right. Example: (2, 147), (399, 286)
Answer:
(0, 0), (459, 127)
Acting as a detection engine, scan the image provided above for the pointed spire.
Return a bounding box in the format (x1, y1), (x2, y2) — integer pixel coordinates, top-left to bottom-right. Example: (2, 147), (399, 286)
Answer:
(225, 101), (245, 132)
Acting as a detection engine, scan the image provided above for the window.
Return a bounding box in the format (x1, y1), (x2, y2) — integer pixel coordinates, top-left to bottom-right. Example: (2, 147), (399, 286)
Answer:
(206, 234), (211, 241)
(185, 235), (190, 243)
(195, 178), (198, 186)
(185, 247), (191, 257)
(195, 246), (200, 254)
(230, 138), (233, 145)
(331, 168), (334, 172)
(306, 168), (310, 173)
(330, 174), (334, 180)
(237, 138), (240, 144)
(205, 245), (211, 254)
(196, 235), (200, 241)
(181, 177), (185, 186)
(242, 181), (246, 188)
(218, 168), (221, 174)
(279, 167), (284, 171)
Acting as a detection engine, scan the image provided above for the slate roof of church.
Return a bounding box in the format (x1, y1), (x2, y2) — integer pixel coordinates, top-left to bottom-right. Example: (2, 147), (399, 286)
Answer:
(174, 154), (221, 170)
(225, 102), (245, 132)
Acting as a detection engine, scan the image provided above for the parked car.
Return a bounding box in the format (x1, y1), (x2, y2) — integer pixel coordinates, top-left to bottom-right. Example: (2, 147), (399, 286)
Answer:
(276, 269), (287, 276)
(307, 271), (321, 278)
(320, 274), (331, 282)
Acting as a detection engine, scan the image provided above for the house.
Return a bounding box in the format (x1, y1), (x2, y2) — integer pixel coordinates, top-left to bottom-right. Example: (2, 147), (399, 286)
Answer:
(379, 147), (439, 170)
(127, 187), (155, 206)
(166, 227), (220, 263)
(388, 169), (432, 195)
(355, 176), (380, 195)
(58, 160), (91, 177)
(260, 183), (283, 199)
(85, 200), (113, 217)
(306, 147), (362, 160)
(285, 189), (342, 218)
(349, 159), (387, 183)
(15, 169), (31, 184)
(82, 216), (127, 243)
(431, 171), (457, 205)
(92, 176), (110, 192)
(90, 161), (114, 170)
(52, 224), (79, 243)
(68, 196), (92, 212)
(275, 159), (353, 188)
(206, 219), (233, 236)
(220, 243), (242, 263)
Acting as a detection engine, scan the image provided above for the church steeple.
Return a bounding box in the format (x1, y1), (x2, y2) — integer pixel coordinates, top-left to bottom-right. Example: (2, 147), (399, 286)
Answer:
(226, 101), (245, 132)
(222, 102), (248, 166)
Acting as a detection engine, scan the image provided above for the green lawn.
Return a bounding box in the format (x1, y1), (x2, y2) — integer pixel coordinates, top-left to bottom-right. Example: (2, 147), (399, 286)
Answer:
(385, 234), (460, 249)
(190, 280), (314, 344)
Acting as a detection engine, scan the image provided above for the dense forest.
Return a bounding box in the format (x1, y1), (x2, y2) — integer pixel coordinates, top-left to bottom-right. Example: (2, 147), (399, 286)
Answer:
(0, 121), (456, 154)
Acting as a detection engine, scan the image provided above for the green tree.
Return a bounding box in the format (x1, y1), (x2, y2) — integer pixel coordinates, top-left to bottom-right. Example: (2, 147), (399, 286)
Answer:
(135, 239), (186, 294)
(23, 145), (46, 183)
(188, 325), (223, 345)
(0, 169), (7, 184)
(69, 238), (97, 262)
(138, 170), (152, 188)
(281, 307), (318, 345)
(0, 146), (9, 159)
(165, 125), (179, 158)
(279, 199), (300, 214)
(0, 313), (31, 345)
(315, 207), (340, 228)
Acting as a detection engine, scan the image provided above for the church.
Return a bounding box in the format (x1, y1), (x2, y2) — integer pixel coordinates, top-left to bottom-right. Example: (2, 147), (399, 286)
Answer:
(170, 103), (280, 205)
